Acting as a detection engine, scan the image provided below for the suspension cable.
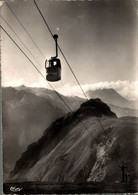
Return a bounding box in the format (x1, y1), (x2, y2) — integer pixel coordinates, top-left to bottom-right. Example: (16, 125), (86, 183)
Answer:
(5, 2), (45, 59)
(2, 25), (119, 159)
(2, 0), (124, 161)
(2, 25), (123, 163)
(1, 15), (42, 70)
(33, 0), (121, 160)
(1, 0), (131, 172)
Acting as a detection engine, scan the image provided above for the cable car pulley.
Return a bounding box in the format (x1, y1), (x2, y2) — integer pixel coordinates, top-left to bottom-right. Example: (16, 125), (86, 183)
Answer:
(45, 34), (61, 82)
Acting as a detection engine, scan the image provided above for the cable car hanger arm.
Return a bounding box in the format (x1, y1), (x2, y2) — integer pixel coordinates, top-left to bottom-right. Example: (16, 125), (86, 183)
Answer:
(52, 34), (58, 58)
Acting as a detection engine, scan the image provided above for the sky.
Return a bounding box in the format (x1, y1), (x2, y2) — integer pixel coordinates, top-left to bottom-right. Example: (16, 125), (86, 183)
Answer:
(1, 0), (138, 100)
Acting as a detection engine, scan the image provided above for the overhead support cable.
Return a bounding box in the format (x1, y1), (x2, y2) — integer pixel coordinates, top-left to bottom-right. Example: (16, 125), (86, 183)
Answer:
(33, 0), (121, 161)
(2, 0), (123, 162)
(1, 25), (121, 163)
(5, 2), (45, 59)
(1, 25), (111, 160)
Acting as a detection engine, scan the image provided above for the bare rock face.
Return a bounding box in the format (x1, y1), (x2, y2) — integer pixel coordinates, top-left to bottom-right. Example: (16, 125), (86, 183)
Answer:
(9, 99), (137, 186)
(79, 98), (117, 118)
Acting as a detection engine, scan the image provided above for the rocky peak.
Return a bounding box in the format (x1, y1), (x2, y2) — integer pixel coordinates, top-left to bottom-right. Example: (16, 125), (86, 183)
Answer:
(78, 98), (117, 118)
(10, 98), (117, 179)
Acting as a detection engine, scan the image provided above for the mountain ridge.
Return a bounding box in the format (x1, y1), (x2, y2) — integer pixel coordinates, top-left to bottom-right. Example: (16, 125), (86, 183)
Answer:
(9, 98), (137, 191)
(3, 86), (138, 180)
(10, 98), (117, 179)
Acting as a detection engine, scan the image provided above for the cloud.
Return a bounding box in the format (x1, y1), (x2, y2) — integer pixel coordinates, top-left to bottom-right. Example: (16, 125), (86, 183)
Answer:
(2, 77), (50, 89)
(2, 78), (138, 101)
(57, 81), (138, 101)
(2, 78), (25, 87)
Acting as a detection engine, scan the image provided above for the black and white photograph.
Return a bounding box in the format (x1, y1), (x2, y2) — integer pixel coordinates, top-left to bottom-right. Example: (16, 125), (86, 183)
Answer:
(1, 0), (138, 193)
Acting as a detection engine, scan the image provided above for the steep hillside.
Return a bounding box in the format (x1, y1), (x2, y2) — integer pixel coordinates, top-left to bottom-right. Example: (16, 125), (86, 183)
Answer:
(10, 99), (138, 190)
(3, 86), (138, 180)
(87, 88), (138, 109)
(2, 87), (65, 177)
(2, 86), (84, 179)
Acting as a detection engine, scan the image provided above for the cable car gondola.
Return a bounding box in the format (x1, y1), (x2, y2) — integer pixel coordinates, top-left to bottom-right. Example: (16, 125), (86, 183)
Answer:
(45, 34), (61, 82)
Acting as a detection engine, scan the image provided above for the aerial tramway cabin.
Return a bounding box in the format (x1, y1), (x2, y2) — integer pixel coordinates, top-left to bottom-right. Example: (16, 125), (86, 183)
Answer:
(45, 34), (61, 82)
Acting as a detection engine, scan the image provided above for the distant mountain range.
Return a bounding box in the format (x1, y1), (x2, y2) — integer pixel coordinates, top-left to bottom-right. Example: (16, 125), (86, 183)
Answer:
(2, 86), (138, 180)
(9, 98), (138, 193)
(17, 86), (138, 117)
(87, 88), (138, 109)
